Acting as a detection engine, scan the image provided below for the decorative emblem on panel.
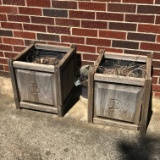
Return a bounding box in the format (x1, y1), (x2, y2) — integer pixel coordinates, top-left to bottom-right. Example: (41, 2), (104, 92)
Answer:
(108, 99), (121, 110)
(29, 83), (40, 94)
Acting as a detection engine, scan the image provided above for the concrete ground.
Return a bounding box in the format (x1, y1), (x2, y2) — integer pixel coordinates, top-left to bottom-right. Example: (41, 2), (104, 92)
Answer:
(0, 75), (160, 160)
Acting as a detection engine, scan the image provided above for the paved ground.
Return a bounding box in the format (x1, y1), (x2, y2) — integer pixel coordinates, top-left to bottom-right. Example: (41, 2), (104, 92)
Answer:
(0, 75), (160, 160)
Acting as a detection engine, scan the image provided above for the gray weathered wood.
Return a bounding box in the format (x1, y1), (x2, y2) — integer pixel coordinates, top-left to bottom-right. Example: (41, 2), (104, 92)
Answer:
(88, 49), (105, 123)
(13, 61), (55, 73)
(20, 102), (57, 113)
(8, 59), (20, 109)
(15, 69), (57, 106)
(94, 82), (143, 124)
(140, 54), (152, 135)
(94, 73), (145, 86)
(93, 117), (139, 131)
(104, 52), (147, 63)
(35, 43), (70, 52)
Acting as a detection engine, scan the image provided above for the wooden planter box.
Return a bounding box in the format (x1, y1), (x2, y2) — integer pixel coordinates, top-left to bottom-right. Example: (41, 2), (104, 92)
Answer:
(88, 50), (152, 134)
(9, 43), (76, 116)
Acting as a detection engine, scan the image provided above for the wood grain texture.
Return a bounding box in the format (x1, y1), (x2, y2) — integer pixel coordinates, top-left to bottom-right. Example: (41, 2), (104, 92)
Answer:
(13, 61), (55, 73)
(15, 69), (57, 106)
(8, 59), (20, 109)
(20, 102), (57, 113)
(88, 49), (105, 123)
(104, 52), (147, 63)
(94, 82), (143, 124)
(93, 117), (139, 131)
(94, 73), (145, 86)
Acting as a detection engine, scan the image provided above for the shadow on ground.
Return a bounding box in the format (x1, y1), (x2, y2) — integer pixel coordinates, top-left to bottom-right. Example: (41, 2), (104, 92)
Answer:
(117, 136), (160, 160)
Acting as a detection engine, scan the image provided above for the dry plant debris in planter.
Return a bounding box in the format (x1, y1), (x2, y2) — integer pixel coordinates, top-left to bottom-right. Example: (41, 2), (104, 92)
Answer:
(98, 60), (146, 78)
(26, 49), (64, 65)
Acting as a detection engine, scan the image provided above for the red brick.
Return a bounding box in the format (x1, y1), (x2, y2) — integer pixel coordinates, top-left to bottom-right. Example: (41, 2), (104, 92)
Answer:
(155, 0), (160, 4)
(152, 84), (160, 92)
(52, 1), (77, 9)
(138, 5), (160, 14)
(31, 16), (54, 25)
(154, 92), (160, 99)
(99, 30), (126, 40)
(72, 28), (97, 37)
(61, 36), (85, 44)
(8, 15), (30, 23)
(125, 14), (154, 23)
(4, 52), (18, 58)
(156, 35), (160, 42)
(86, 38), (111, 47)
(19, 7), (42, 16)
(1, 22), (22, 30)
(0, 51), (4, 57)
(81, 61), (94, 66)
(96, 12), (123, 21)
(3, 0), (25, 6)
(153, 69), (160, 76)
(83, 54), (98, 61)
(123, 0), (153, 3)
(27, 0), (50, 7)
(109, 22), (136, 31)
(97, 47), (123, 53)
(153, 52), (160, 59)
(93, 0), (121, 1)
(48, 26), (70, 35)
(82, 20), (107, 29)
(138, 24), (160, 34)
(3, 38), (24, 45)
(13, 46), (25, 52)
(69, 11), (95, 19)
(23, 24), (46, 32)
(77, 45), (96, 53)
(79, 2), (106, 11)
(4, 65), (9, 72)
(47, 42), (70, 47)
(155, 16), (160, 24)
(141, 42), (160, 51)
(0, 65), (3, 71)
(14, 31), (36, 39)
(152, 61), (160, 68)
(0, 44), (12, 51)
(0, 58), (7, 64)
(0, 14), (7, 21)
(56, 18), (80, 27)
(152, 77), (158, 84)
(0, 6), (17, 14)
(108, 3), (136, 13)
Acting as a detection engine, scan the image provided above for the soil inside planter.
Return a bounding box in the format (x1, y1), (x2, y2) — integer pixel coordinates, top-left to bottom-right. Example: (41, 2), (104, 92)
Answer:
(97, 59), (146, 78)
(26, 49), (65, 65)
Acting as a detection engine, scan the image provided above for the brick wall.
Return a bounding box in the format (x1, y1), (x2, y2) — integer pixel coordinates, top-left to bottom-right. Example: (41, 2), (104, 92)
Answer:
(0, 0), (160, 98)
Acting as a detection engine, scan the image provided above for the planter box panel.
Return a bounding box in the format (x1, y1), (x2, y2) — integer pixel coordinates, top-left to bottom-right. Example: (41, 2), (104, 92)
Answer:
(61, 58), (75, 103)
(15, 69), (57, 106)
(94, 82), (143, 124)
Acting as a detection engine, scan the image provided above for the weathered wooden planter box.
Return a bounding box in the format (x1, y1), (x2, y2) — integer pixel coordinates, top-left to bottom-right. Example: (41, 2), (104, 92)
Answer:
(88, 50), (152, 134)
(9, 43), (76, 116)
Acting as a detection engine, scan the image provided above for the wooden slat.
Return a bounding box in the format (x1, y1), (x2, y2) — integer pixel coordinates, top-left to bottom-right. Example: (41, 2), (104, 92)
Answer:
(20, 102), (57, 114)
(140, 54), (152, 135)
(104, 52), (147, 62)
(88, 49), (105, 123)
(8, 59), (20, 109)
(13, 61), (55, 73)
(93, 117), (139, 131)
(94, 73), (145, 86)
(35, 43), (70, 52)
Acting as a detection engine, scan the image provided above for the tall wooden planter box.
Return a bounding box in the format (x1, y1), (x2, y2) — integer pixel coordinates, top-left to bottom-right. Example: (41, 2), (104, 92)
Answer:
(9, 43), (76, 116)
(88, 50), (152, 134)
